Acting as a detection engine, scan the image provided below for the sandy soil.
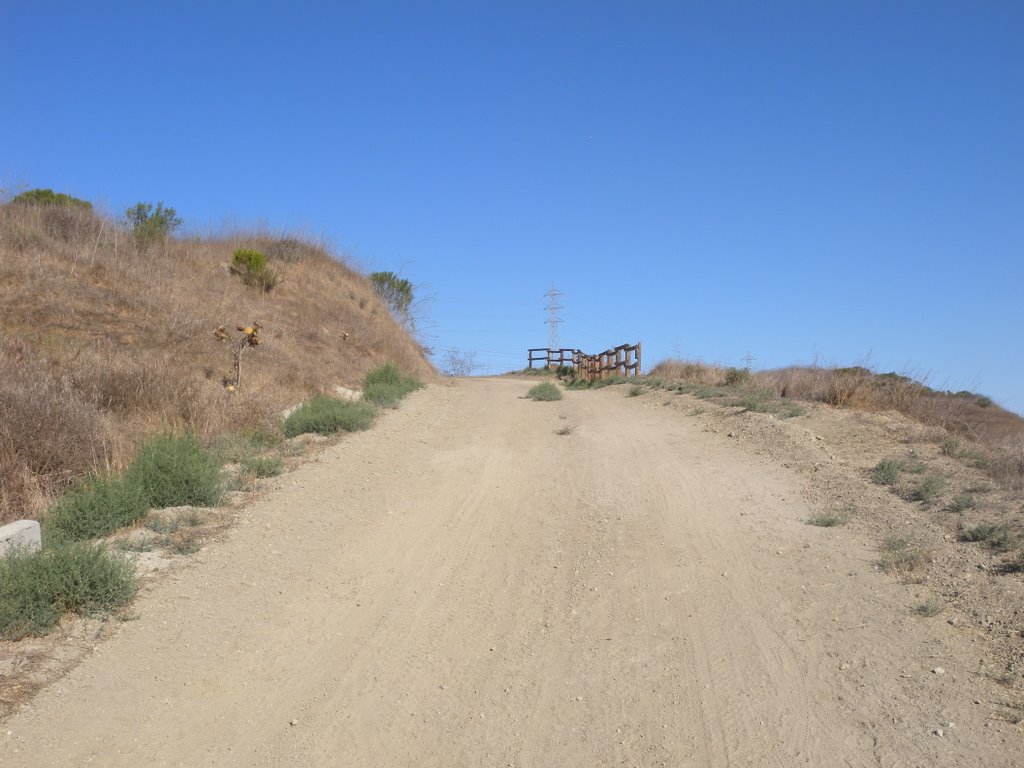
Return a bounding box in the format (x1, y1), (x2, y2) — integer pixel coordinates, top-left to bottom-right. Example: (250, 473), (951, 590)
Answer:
(2, 377), (1021, 766)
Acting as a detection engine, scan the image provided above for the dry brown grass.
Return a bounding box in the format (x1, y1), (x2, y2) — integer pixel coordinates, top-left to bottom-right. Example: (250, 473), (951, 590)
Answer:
(651, 358), (1024, 489)
(0, 200), (435, 524)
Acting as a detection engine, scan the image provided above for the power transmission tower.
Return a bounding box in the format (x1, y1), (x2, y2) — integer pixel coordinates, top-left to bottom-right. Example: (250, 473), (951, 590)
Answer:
(543, 285), (563, 350)
(743, 352), (754, 371)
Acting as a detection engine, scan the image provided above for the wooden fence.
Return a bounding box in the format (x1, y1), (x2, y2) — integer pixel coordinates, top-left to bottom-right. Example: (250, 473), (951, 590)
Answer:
(527, 342), (642, 381)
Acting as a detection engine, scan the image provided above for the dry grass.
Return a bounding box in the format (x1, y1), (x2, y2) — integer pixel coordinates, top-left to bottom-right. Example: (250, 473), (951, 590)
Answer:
(0, 200), (435, 524)
(651, 358), (1024, 490)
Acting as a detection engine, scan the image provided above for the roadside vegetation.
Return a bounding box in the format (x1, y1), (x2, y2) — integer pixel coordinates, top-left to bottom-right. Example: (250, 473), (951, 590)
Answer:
(0, 188), (433, 639)
(527, 382), (563, 401)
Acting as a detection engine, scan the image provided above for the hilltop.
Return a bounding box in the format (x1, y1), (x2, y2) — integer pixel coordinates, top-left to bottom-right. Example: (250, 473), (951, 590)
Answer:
(0, 195), (434, 524)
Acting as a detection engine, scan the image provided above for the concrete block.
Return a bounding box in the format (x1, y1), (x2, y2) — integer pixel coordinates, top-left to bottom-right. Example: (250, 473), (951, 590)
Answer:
(0, 520), (42, 557)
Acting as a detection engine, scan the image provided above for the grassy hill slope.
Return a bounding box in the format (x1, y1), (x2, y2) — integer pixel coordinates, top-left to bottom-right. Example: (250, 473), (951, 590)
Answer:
(0, 200), (434, 524)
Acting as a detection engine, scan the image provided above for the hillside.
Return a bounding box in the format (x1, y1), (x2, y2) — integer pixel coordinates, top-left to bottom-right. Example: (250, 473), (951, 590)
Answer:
(0, 198), (434, 524)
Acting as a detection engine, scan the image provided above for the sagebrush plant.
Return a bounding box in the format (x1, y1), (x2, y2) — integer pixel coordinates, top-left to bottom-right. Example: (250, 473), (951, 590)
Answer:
(807, 511), (848, 527)
(527, 382), (563, 401)
(282, 396), (376, 437)
(231, 248), (279, 292)
(0, 542), (136, 640)
(878, 535), (928, 573)
(960, 522), (1019, 552)
(362, 363), (422, 408)
(911, 474), (946, 504)
(44, 473), (148, 542)
(872, 459), (903, 486)
(947, 493), (978, 513)
(724, 367), (751, 386)
(240, 455), (285, 478)
(126, 433), (223, 509)
(913, 598), (944, 617)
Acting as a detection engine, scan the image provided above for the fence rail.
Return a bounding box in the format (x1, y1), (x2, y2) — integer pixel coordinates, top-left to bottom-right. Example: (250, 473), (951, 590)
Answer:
(527, 342), (641, 382)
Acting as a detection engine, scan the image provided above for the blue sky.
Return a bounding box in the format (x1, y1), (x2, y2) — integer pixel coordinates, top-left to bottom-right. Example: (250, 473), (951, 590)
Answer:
(2, 2), (1021, 411)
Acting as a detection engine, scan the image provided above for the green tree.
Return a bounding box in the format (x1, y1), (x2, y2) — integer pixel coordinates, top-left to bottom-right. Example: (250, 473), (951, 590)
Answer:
(125, 201), (183, 244)
(370, 271), (414, 329)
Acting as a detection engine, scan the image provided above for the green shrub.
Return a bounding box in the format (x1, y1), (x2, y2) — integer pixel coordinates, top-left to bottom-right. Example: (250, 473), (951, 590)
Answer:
(212, 427), (283, 464)
(871, 459), (903, 485)
(232, 248), (268, 273)
(0, 542), (136, 640)
(878, 535), (927, 573)
(527, 382), (563, 401)
(724, 367), (751, 386)
(947, 493), (978, 513)
(807, 511), (848, 527)
(125, 201), (182, 244)
(912, 598), (944, 617)
(362, 363), (422, 408)
(940, 437), (963, 457)
(369, 271), (414, 328)
(126, 433), (223, 509)
(45, 473), (148, 541)
(231, 248), (279, 292)
(283, 396), (375, 437)
(960, 523), (1018, 552)
(12, 188), (92, 210)
(911, 474), (946, 503)
(240, 455), (285, 478)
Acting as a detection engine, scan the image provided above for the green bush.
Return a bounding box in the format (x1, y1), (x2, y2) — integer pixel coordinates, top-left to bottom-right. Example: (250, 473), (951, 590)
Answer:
(362, 363), (422, 408)
(0, 542), (137, 640)
(911, 474), (946, 503)
(125, 201), (182, 244)
(960, 523), (1018, 552)
(232, 248), (268, 273)
(724, 367), (751, 386)
(126, 433), (223, 509)
(212, 427), (283, 464)
(370, 271), (414, 328)
(45, 473), (148, 542)
(231, 248), (279, 292)
(871, 459), (903, 485)
(527, 382), (563, 401)
(12, 188), (92, 210)
(240, 455), (285, 478)
(283, 396), (376, 437)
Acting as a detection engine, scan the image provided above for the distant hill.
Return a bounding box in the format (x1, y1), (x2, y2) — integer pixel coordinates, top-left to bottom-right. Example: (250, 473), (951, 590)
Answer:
(650, 359), (1024, 490)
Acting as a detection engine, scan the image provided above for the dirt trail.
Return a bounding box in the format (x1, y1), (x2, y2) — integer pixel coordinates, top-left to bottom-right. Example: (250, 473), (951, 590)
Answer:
(2, 378), (1018, 766)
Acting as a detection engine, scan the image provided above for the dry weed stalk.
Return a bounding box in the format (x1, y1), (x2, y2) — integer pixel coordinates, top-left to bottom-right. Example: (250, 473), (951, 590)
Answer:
(214, 322), (263, 391)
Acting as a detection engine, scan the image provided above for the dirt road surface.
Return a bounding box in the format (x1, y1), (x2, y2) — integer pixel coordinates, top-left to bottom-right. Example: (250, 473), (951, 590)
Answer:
(2, 378), (1018, 766)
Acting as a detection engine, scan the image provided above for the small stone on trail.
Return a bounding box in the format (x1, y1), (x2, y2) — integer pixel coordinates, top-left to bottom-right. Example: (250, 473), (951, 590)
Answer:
(932, 667), (945, 675)
(289, 719), (299, 726)
(932, 727), (944, 737)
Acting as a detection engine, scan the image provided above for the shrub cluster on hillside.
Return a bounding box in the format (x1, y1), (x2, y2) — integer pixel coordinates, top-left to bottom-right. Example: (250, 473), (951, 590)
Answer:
(0, 189), (434, 525)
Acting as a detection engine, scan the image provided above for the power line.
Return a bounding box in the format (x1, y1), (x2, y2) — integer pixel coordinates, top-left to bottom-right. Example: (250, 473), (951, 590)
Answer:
(544, 284), (563, 349)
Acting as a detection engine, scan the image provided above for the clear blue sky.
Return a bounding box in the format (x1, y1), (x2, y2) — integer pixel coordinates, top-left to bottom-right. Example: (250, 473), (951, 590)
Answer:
(3, 2), (1021, 411)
